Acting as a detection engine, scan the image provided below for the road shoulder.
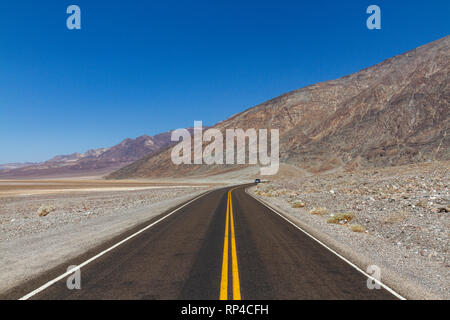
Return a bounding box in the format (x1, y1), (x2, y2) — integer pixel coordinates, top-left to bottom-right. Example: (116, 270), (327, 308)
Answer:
(246, 186), (441, 300)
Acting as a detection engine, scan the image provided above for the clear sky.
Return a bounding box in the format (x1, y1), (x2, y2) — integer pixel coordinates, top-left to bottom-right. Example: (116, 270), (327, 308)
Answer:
(0, 0), (449, 163)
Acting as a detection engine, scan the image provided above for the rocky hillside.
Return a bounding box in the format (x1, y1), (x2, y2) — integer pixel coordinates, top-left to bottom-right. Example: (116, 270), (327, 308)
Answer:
(109, 35), (449, 179)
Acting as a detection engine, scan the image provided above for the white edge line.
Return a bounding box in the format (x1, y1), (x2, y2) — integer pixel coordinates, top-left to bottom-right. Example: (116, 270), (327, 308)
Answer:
(245, 188), (407, 300)
(19, 190), (214, 300)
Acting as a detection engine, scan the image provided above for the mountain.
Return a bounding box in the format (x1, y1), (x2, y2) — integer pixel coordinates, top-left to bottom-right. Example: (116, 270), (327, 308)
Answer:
(0, 163), (38, 171)
(46, 148), (108, 164)
(0, 130), (189, 179)
(109, 35), (449, 179)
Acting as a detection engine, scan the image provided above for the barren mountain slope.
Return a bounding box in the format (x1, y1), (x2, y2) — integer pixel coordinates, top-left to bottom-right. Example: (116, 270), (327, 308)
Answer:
(110, 36), (449, 179)
(0, 131), (185, 178)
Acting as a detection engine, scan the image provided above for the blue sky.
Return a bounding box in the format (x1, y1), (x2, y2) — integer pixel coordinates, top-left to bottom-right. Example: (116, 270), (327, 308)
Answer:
(0, 0), (449, 163)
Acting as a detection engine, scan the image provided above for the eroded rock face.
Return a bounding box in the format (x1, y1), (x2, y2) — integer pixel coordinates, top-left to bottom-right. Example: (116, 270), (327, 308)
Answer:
(110, 36), (449, 179)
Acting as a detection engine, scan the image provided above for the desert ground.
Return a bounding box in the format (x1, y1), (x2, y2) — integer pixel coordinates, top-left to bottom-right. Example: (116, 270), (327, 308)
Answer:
(0, 179), (208, 195)
(0, 162), (448, 299)
(250, 160), (449, 299)
(0, 179), (218, 294)
(0, 179), (219, 242)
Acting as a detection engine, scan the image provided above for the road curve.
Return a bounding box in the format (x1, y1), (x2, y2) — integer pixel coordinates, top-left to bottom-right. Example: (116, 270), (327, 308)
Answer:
(3, 185), (399, 300)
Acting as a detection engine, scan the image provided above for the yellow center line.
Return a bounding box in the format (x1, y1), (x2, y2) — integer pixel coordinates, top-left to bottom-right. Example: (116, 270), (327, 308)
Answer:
(229, 190), (241, 300)
(219, 187), (241, 300)
(219, 193), (230, 300)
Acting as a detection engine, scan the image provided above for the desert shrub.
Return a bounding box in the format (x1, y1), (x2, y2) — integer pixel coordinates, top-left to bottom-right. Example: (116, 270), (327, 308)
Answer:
(415, 200), (427, 208)
(37, 205), (55, 217)
(349, 224), (366, 232)
(309, 207), (328, 215)
(327, 212), (354, 224)
(291, 201), (305, 208)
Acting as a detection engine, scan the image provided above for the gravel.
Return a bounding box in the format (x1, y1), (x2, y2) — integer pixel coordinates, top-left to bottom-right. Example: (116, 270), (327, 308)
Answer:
(250, 161), (449, 299)
(0, 187), (207, 242)
(0, 186), (210, 295)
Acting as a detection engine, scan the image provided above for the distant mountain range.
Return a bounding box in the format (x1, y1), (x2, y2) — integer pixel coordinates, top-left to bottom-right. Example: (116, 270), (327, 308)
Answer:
(109, 35), (449, 179)
(0, 163), (39, 171)
(0, 130), (192, 178)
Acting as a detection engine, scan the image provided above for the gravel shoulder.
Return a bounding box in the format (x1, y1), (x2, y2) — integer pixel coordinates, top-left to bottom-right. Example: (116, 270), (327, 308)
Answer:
(248, 161), (449, 300)
(0, 185), (212, 295)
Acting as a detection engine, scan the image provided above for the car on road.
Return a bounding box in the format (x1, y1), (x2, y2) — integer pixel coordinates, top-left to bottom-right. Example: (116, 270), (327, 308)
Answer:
(254, 179), (261, 184)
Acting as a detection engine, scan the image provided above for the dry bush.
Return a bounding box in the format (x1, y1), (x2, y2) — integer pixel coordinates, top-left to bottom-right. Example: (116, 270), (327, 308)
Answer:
(292, 201), (305, 208)
(264, 185), (276, 192)
(279, 189), (297, 197)
(309, 207), (328, 215)
(37, 205), (55, 217)
(415, 200), (427, 208)
(349, 224), (366, 233)
(327, 212), (354, 224)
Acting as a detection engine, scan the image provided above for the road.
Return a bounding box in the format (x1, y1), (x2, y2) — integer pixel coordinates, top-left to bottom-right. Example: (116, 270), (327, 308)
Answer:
(5, 185), (400, 300)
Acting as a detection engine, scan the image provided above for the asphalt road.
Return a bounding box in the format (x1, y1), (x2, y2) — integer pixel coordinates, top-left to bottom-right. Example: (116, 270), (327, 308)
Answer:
(5, 185), (399, 300)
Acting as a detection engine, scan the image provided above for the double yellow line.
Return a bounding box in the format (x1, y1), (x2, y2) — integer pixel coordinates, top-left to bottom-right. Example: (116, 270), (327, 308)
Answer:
(219, 188), (241, 300)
